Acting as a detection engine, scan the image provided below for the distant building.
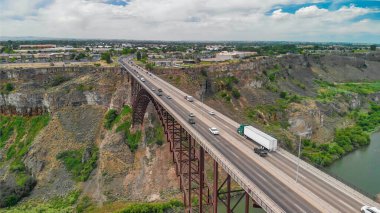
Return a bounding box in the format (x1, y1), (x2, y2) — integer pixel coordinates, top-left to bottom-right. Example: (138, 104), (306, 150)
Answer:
(154, 60), (183, 67)
(19, 44), (56, 49)
(122, 43), (133, 48)
(202, 51), (257, 62)
(205, 45), (224, 51)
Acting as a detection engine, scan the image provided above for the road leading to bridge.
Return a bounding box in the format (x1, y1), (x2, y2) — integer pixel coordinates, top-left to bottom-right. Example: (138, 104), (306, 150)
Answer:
(120, 57), (380, 213)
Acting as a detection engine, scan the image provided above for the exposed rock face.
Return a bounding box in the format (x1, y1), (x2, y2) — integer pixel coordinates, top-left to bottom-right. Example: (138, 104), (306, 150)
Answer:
(0, 67), (122, 115)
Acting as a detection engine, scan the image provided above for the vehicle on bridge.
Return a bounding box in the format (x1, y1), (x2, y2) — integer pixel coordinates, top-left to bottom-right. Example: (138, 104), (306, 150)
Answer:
(157, 88), (163, 96)
(254, 146), (269, 157)
(188, 113), (195, 124)
(362, 206), (380, 213)
(209, 127), (219, 135)
(188, 117), (195, 124)
(237, 124), (277, 151)
(184, 95), (194, 102)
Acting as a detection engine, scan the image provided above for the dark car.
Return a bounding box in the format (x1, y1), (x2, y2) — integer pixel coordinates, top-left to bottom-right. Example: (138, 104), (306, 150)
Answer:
(254, 147), (268, 157)
(188, 117), (195, 124)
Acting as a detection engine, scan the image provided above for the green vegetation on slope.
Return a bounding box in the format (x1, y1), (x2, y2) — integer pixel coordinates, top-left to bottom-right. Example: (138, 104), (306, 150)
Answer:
(245, 93), (301, 128)
(302, 103), (380, 166)
(56, 147), (98, 182)
(2, 190), (81, 213)
(118, 200), (183, 213)
(215, 76), (241, 102)
(1, 83), (15, 94)
(264, 64), (280, 82)
(50, 76), (70, 87)
(0, 114), (50, 207)
(104, 109), (118, 129)
(145, 125), (165, 146)
(315, 80), (380, 102)
(107, 106), (144, 152)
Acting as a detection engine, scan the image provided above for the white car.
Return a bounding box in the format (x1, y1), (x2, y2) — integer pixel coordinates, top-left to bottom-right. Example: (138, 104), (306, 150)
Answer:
(208, 111), (215, 115)
(151, 88), (155, 91)
(209, 127), (219, 135)
(141, 78), (145, 82)
(361, 206), (380, 213)
(189, 113), (195, 117)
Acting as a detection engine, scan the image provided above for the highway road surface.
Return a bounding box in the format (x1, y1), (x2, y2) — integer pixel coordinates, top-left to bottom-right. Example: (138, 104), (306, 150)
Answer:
(120, 57), (380, 213)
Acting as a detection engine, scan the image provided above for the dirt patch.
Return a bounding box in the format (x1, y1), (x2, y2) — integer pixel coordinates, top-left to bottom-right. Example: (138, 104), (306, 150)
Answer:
(123, 142), (179, 201)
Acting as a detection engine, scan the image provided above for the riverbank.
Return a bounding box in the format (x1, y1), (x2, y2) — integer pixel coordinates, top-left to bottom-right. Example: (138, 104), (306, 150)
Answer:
(326, 131), (380, 200)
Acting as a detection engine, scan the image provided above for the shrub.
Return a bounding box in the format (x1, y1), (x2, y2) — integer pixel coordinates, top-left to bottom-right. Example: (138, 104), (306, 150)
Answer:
(56, 147), (98, 182)
(104, 109), (118, 130)
(232, 88), (241, 99)
(51, 76), (70, 87)
(127, 131), (142, 152)
(280, 91), (287, 99)
(5, 83), (14, 92)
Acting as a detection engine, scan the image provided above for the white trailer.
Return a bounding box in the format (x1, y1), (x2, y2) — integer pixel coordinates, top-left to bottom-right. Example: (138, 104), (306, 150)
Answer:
(237, 124), (277, 151)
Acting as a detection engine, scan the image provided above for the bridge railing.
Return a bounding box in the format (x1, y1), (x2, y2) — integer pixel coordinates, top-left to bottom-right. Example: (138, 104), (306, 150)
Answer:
(278, 148), (380, 207)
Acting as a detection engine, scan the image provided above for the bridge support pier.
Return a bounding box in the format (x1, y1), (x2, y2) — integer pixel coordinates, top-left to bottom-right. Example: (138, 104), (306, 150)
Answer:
(213, 161), (218, 213)
(129, 76), (262, 212)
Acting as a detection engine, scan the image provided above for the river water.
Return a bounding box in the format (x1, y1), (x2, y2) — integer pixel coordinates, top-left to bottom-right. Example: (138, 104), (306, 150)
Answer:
(326, 131), (380, 199)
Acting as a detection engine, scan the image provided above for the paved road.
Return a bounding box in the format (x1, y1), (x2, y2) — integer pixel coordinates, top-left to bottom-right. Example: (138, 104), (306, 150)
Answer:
(120, 57), (380, 213)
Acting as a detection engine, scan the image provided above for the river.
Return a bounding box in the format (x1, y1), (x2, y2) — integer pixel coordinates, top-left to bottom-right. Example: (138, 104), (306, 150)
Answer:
(326, 131), (380, 199)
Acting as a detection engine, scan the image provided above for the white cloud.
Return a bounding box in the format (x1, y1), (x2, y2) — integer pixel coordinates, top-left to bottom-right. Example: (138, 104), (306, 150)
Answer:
(295, 5), (328, 18)
(0, 0), (379, 42)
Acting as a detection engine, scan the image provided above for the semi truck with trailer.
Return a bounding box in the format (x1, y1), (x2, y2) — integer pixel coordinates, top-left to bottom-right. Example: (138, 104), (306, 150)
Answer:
(237, 124), (278, 151)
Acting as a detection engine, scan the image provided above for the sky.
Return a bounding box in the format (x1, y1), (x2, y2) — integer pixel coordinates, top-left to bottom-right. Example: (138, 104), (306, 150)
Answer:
(0, 0), (379, 43)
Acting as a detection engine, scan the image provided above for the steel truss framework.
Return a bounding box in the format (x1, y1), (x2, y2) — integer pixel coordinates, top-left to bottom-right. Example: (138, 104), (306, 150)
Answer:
(129, 75), (261, 212)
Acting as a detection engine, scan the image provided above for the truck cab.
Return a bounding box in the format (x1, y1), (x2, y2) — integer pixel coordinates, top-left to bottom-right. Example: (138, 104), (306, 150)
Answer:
(254, 146), (269, 157)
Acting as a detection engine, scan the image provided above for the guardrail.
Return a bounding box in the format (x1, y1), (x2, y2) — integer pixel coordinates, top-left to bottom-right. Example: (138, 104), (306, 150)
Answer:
(278, 148), (380, 208)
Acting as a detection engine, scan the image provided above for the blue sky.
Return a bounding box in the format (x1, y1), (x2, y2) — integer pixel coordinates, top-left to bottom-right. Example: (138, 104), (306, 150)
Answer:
(0, 0), (379, 43)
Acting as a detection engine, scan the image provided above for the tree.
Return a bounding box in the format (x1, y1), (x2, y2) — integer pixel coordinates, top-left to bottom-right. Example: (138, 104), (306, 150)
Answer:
(145, 63), (155, 70)
(370, 45), (376, 51)
(122, 48), (136, 55)
(136, 51), (142, 60)
(101, 52), (112, 64)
